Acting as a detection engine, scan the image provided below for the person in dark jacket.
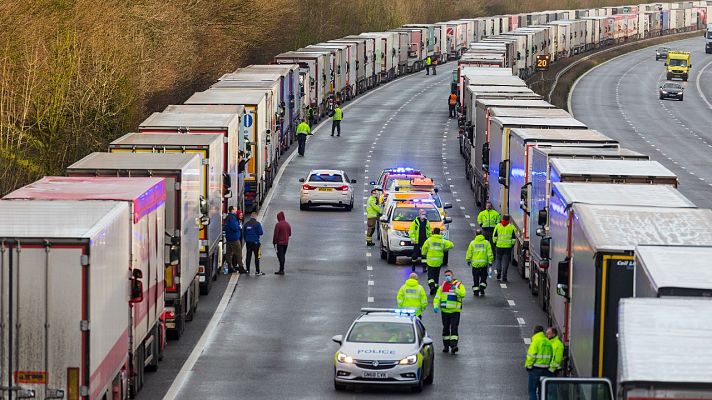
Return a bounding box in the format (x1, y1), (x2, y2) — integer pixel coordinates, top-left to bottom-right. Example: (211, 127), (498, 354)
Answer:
(243, 212), (264, 275)
(224, 206), (245, 273)
(272, 211), (292, 275)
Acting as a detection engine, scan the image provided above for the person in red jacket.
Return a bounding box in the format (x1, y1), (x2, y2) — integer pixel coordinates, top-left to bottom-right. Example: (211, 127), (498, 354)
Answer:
(273, 211), (292, 275)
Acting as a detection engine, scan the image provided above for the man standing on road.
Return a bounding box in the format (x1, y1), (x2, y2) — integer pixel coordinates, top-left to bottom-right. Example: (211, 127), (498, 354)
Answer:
(396, 273), (428, 317)
(408, 209), (432, 273)
(243, 212), (265, 276)
(493, 214), (516, 282)
(224, 206), (245, 273)
(432, 57), (437, 75)
(466, 228), (494, 296)
(477, 201), (500, 246)
(433, 270), (465, 354)
(421, 227), (454, 295)
(425, 56), (432, 75)
(331, 104), (343, 137)
(296, 119), (312, 157)
(525, 325), (553, 400)
(307, 105), (316, 128)
(448, 92), (458, 118)
(366, 189), (381, 246)
(272, 211), (291, 275)
(547, 327), (564, 376)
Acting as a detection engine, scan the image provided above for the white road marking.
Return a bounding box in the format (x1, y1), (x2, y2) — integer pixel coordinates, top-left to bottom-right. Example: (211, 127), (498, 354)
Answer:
(508, 300), (516, 307)
(367, 265), (373, 271)
(517, 317), (526, 325)
(368, 280), (375, 286)
(464, 214), (471, 219)
(366, 252), (372, 257)
(367, 297), (375, 303)
(500, 283), (507, 288)
(523, 338), (532, 345)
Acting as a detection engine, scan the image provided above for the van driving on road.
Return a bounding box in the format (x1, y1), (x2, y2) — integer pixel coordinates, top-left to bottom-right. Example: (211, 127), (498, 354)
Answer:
(665, 51), (691, 81)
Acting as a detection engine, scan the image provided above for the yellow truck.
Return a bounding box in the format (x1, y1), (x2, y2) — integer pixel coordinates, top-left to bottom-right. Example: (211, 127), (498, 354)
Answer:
(665, 51), (691, 81)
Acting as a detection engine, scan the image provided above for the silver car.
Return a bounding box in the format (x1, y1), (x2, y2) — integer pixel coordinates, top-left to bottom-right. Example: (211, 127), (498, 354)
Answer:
(299, 169), (356, 210)
(332, 308), (435, 392)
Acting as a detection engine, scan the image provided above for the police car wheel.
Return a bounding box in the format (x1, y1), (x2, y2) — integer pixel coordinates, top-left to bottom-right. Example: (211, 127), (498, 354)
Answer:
(425, 363), (434, 385)
(334, 382), (347, 391)
(411, 377), (424, 393)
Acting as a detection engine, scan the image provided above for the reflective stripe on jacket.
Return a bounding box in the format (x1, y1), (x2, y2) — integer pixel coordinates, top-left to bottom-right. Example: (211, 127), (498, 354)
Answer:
(434, 280), (465, 313)
(477, 209), (500, 228)
(466, 235), (494, 268)
(366, 195), (381, 218)
(525, 332), (553, 369)
(493, 223), (516, 248)
(333, 107), (343, 121)
(396, 279), (428, 316)
(408, 218), (431, 244)
(421, 234), (454, 267)
(549, 336), (564, 372)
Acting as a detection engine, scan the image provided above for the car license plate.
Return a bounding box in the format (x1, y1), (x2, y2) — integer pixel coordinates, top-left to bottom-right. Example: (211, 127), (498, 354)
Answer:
(362, 371), (387, 379)
(319, 188), (332, 191)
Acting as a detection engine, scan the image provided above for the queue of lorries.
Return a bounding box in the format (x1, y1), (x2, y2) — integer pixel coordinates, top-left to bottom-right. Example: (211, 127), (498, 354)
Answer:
(456, 3), (712, 398)
(2, 1), (712, 399)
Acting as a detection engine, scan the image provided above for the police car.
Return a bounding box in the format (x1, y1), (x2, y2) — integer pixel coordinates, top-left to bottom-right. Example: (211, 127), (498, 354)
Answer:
(332, 308), (435, 392)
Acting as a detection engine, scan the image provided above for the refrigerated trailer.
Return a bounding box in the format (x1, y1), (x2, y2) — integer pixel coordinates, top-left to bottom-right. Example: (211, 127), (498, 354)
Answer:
(343, 35), (378, 89)
(553, 205), (712, 384)
(0, 200), (139, 399)
(634, 245), (712, 297)
(139, 111), (243, 213)
(329, 38), (368, 94)
(108, 133), (222, 296)
(3, 177), (168, 398)
(274, 51), (329, 116)
(67, 152), (202, 341)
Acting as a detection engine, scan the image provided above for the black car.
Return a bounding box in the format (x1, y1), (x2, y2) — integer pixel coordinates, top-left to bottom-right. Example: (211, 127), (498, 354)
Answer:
(655, 47), (669, 61)
(659, 82), (684, 101)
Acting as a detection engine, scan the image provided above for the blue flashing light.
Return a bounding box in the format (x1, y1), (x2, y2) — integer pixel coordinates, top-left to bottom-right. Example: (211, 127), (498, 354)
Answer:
(394, 308), (417, 316)
(410, 198), (436, 204)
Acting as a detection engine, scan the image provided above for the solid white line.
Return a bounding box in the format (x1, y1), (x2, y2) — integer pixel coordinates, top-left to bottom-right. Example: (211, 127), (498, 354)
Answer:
(162, 274), (239, 400)
(695, 59), (712, 110)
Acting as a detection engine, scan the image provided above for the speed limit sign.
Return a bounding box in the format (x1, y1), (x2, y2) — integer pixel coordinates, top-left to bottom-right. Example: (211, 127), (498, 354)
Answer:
(536, 55), (550, 71)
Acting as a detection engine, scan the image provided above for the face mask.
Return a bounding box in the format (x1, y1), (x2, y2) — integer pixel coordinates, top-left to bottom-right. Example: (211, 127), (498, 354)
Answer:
(419, 215), (426, 220)
(445, 275), (452, 282)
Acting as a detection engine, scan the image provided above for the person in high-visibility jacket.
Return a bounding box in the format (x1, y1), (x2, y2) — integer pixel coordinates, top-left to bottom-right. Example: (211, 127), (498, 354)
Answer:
(296, 119), (312, 157)
(421, 227), (454, 295)
(448, 92), (458, 118)
(525, 325), (553, 400)
(331, 105), (343, 137)
(365, 189), (381, 246)
(396, 273), (428, 317)
(408, 209), (432, 273)
(466, 228), (494, 297)
(433, 269), (465, 354)
(547, 327), (564, 376)
(425, 56), (432, 75)
(492, 214), (517, 282)
(477, 201), (500, 247)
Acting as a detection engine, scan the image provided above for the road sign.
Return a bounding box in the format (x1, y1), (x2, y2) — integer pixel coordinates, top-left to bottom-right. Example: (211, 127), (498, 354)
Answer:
(243, 114), (253, 128)
(536, 55), (550, 72)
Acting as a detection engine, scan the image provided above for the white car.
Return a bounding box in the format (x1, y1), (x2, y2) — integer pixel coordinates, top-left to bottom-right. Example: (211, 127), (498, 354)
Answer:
(299, 169), (356, 211)
(332, 308), (435, 392)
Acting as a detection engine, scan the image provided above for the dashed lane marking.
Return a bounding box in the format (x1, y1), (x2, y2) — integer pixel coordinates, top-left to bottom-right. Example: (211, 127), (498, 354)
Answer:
(508, 300), (516, 307)
(500, 283), (507, 289)
(367, 266), (373, 271)
(367, 297), (374, 303)
(368, 280), (374, 286)
(517, 317), (526, 325)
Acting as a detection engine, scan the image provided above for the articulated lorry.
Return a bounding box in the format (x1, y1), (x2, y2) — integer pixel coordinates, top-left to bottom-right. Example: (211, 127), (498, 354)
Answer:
(0, 200), (149, 399)
(109, 134), (222, 296)
(707, 23), (712, 52)
(67, 152), (202, 341)
(634, 245), (712, 297)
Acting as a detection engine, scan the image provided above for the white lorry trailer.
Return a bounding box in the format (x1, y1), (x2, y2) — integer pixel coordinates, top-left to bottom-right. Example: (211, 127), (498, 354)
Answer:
(634, 245), (712, 297)
(67, 152), (202, 341)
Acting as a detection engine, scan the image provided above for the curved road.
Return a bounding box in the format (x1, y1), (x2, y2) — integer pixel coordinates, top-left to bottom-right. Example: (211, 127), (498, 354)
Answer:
(571, 36), (712, 207)
(136, 66), (548, 399)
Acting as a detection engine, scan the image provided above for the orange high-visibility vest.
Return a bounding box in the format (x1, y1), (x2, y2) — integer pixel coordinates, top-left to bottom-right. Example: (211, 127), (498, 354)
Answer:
(449, 94), (457, 106)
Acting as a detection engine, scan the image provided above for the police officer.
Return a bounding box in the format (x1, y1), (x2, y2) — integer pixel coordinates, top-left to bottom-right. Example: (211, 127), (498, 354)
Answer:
(331, 104), (343, 137)
(306, 105), (315, 127)
(408, 209), (431, 273)
(477, 200), (500, 246)
(433, 269), (465, 353)
(466, 228), (494, 296)
(295, 119), (312, 157)
(365, 189), (381, 246)
(525, 325), (553, 400)
(425, 55), (432, 75)
(547, 327), (564, 376)
(492, 214), (516, 282)
(396, 273), (428, 317)
(421, 227), (454, 295)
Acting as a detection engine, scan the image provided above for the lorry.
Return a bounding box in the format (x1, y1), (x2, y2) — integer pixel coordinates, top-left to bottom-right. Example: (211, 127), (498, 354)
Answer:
(328, 38), (368, 94)
(67, 152), (202, 341)
(274, 51), (329, 116)
(665, 50), (691, 80)
(707, 23), (712, 52)
(0, 200), (147, 399)
(108, 133), (222, 296)
(541, 298), (712, 399)
(139, 111), (243, 213)
(550, 205), (712, 384)
(634, 245), (712, 297)
(343, 35), (378, 89)
(0, 176), (166, 398)
(185, 89), (272, 211)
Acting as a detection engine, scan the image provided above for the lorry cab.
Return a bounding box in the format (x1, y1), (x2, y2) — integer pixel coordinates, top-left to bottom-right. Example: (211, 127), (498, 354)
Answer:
(665, 50), (691, 81)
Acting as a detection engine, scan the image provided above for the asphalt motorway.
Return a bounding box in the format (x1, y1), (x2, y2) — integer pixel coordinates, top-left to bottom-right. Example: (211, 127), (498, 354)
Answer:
(136, 65), (550, 400)
(571, 36), (712, 207)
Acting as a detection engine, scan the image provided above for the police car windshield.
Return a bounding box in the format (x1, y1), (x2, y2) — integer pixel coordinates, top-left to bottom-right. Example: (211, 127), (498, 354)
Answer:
(392, 207), (441, 222)
(347, 322), (415, 344)
(309, 173), (343, 183)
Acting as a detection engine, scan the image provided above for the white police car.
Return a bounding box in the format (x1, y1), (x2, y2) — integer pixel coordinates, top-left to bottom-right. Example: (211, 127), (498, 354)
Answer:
(331, 308), (435, 392)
